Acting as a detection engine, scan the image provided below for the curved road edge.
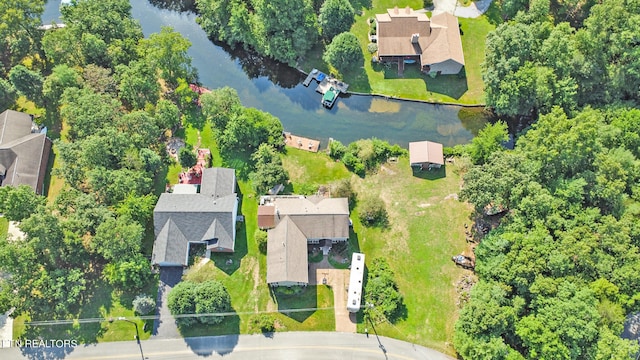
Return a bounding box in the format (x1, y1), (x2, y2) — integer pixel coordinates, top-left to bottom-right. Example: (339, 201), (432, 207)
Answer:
(2, 331), (456, 360)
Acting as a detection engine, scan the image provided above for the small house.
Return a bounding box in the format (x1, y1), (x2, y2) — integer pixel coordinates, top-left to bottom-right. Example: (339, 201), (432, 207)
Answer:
(409, 140), (444, 170)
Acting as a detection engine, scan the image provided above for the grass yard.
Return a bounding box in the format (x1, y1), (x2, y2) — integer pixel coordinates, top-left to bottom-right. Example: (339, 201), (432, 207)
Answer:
(349, 157), (472, 355)
(280, 145), (471, 355)
(13, 280), (157, 343)
(300, 0), (495, 104)
(281, 148), (351, 192)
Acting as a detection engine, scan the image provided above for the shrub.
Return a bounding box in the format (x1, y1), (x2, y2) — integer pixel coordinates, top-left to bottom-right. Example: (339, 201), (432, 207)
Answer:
(331, 178), (356, 208)
(255, 229), (268, 254)
(341, 152), (365, 176)
(367, 43), (378, 54)
(329, 139), (347, 159)
(168, 280), (232, 327)
(358, 197), (388, 227)
(249, 314), (276, 333)
(133, 294), (156, 315)
(364, 258), (404, 323)
(178, 145), (196, 169)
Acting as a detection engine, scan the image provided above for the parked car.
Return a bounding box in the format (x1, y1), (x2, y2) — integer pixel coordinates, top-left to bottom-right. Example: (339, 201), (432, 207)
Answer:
(452, 254), (475, 270)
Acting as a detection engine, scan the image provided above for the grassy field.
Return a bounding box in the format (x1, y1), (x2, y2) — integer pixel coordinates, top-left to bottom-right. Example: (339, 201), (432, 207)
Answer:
(300, 0), (495, 104)
(350, 158), (472, 355)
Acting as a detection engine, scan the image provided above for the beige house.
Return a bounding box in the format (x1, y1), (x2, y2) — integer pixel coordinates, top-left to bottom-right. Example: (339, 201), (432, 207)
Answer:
(375, 6), (464, 75)
(259, 195), (350, 287)
(409, 140), (444, 169)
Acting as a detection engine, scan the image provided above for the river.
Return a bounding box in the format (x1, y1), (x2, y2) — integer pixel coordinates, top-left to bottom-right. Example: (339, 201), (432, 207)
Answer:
(43, 0), (488, 147)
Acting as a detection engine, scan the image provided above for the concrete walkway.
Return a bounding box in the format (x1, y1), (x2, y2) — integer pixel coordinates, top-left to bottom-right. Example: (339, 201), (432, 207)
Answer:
(309, 258), (357, 333)
(153, 267), (183, 339)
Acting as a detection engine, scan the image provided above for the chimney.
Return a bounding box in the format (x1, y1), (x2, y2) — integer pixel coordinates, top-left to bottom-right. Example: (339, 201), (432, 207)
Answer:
(393, 6), (399, 14)
(411, 33), (420, 44)
(405, 6), (411, 14)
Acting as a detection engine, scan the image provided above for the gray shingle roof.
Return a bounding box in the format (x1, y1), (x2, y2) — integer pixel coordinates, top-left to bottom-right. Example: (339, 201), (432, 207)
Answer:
(266, 217), (309, 284)
(200, 167), (236, 197)
(0, 110), (51, 194)
(152, 168), (238, 266)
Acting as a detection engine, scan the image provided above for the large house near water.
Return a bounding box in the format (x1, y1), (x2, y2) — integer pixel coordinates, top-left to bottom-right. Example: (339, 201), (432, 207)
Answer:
(0, 110), (51, 195)
(151, 167), (238, 267)
(375, 6), (465, 75)
(259, 195), (350, 287)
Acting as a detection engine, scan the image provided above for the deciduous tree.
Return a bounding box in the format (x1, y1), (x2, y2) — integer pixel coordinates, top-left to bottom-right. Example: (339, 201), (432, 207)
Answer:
(322, 32), (363, 71)
(318, 0), (355, 41)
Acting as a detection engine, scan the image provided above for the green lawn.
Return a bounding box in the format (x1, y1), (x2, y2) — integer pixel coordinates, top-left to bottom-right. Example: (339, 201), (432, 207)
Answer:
(299, 0), (495, 104)
(350, 157), (472, 355)
(13, 280), (157, 343)
(281, 148), (351, 192)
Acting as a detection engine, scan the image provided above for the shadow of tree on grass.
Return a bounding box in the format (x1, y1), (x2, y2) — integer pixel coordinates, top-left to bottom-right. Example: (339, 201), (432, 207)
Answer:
(273, 286), (317, 323)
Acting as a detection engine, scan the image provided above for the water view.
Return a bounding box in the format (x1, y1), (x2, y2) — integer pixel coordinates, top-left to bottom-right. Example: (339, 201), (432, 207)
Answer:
(43, 0), (487, 147)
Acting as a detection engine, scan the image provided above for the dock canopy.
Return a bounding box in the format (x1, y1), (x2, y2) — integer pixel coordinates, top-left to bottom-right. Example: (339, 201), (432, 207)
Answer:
(409, 140), (444, 168)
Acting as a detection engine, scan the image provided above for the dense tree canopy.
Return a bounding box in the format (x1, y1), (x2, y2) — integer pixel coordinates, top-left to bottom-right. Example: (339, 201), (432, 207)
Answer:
(196, 0), (319, 64)
(139, 26), (196, 87)
(455, 107), (640, 359)
(0, 0), (43, 76)
(483, 0), (638, 118)
(0, 0), (177, 323)
(318, 0), (355, 40)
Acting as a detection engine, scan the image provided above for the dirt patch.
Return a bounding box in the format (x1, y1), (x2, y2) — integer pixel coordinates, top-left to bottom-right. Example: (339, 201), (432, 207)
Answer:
(380, 165), (397, 175)
(444, 193), (459, 201)
(455, 274), (476, 308)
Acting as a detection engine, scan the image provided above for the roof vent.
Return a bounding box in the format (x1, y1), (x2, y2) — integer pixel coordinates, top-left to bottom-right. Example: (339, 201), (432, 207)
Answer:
(411, 33), (420, 44)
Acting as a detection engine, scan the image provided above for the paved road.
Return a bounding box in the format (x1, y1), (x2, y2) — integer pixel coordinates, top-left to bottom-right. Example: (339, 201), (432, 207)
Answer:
(2, 332), (456, 360)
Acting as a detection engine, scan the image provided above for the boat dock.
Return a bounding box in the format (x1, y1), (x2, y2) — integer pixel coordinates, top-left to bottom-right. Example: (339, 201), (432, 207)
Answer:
(284, 132), (320, 153)
(303, 69), (349, 109)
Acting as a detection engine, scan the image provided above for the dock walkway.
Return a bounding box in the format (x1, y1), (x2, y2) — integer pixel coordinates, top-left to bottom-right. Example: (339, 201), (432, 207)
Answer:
(303, 69), (349, 108)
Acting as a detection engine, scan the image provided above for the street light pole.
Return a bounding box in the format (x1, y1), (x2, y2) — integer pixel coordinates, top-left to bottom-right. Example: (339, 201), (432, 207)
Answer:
(110, 317), (146, 360)
(365, 303), (387, 359)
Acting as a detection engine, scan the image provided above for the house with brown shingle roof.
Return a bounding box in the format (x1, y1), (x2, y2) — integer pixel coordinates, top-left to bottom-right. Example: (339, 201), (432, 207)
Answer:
(375, 6), (464, 75)
(259, 195), (350, 287)
(409, 140), (444, 169)
(0, 110), (51, 195)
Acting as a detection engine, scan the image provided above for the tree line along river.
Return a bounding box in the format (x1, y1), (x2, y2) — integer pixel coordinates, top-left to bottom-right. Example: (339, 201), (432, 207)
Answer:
(43, 0), (490, 148)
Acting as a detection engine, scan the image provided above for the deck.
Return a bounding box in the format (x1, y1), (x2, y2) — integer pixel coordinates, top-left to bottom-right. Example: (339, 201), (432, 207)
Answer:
(303, 69), (349, 109)
(284, 133), (320, 153)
